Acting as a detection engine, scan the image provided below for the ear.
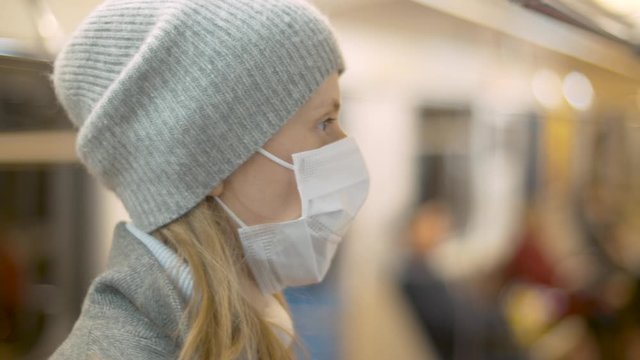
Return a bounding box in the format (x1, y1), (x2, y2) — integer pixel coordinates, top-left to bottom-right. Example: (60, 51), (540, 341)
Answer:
(209, 182), (224, 197)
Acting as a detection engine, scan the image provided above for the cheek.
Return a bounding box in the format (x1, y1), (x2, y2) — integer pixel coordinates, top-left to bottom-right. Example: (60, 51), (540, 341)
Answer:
(234, 160), (301, 217)
(266, 167), (300, 206)
(259, 166), (301, 219)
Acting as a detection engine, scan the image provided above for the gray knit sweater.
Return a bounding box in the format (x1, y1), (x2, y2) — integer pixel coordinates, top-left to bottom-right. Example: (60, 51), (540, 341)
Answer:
(50, 222), (186, 359)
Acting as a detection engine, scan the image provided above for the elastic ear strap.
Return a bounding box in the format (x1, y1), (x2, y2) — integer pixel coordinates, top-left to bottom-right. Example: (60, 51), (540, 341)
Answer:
(213, 197), (248, 228)
(258, 149), (295, 170)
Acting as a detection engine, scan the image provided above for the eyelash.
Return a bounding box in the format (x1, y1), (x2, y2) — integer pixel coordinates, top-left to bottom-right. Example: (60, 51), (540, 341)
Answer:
(318, 118), (336, 131)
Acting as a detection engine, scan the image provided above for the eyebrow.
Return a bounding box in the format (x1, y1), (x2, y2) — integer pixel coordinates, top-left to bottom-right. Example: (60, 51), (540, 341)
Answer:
(317, 100), (340, 113)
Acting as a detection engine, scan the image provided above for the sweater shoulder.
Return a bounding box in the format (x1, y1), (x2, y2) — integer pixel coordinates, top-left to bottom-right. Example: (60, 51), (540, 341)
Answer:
(49, 222), (185, 359)
(50, 277), (181, 359)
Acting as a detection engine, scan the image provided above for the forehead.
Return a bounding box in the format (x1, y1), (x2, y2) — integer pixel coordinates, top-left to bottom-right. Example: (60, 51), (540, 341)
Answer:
(306, 73), (341, 112)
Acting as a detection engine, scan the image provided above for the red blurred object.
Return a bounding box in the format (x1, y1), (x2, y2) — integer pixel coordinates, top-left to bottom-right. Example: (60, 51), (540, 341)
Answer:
(0, 241), (24, 342)
(505, 230), (557, 288)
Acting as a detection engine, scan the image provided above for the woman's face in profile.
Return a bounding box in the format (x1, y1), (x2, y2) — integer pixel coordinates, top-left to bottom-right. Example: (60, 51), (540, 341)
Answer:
(212, 72), (346, 226)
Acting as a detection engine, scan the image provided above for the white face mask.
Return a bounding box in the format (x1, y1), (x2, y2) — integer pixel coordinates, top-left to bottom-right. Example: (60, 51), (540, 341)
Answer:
(215, 137), (369, 294)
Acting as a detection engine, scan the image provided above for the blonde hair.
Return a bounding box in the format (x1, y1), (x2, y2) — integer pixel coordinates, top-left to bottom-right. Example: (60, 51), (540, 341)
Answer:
(151, 196), (297, 359)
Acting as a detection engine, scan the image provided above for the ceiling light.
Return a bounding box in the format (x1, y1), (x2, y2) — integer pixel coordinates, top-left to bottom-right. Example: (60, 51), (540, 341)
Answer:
(562, 71), (594, 111)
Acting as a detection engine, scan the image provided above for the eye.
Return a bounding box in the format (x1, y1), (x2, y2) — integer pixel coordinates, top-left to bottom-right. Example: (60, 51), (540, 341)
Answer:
(318, 118), (336, 132)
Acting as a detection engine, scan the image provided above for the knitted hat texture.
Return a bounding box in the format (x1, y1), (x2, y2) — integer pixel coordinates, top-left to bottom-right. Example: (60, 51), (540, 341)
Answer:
(52, 0), (345, 232)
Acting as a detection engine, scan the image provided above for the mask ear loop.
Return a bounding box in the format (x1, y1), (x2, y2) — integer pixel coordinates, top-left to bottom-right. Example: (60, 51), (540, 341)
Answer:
(258, 148), (307, 216)
(257, 149), (295, 170)
(213, 197), (248, 228)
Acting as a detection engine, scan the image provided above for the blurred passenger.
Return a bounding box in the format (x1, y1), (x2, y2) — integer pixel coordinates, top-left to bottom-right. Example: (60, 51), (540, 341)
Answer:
(501, 204), (640, 360)
(400, 202), (525, 360)
(573, 183), (640, 360)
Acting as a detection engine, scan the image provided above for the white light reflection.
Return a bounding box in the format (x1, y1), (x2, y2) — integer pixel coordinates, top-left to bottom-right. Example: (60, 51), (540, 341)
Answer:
(594, 0), (640, 16)
(562, 71), (594, 111)
(531, 69), (563, 109)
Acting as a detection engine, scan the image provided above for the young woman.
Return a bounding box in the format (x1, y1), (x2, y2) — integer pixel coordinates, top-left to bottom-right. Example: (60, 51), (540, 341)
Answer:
(49, 0), (369, 359)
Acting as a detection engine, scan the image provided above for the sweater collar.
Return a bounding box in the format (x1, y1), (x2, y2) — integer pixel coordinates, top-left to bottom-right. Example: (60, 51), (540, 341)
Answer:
(107, 221), (188, 342)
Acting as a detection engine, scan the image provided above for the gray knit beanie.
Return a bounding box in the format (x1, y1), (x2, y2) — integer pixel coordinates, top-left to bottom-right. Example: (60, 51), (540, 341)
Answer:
(52, 0), (345, 232)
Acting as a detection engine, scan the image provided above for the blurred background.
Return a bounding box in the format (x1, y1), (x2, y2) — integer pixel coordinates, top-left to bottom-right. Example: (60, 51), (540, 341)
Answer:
(1, 0), (640, 359)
